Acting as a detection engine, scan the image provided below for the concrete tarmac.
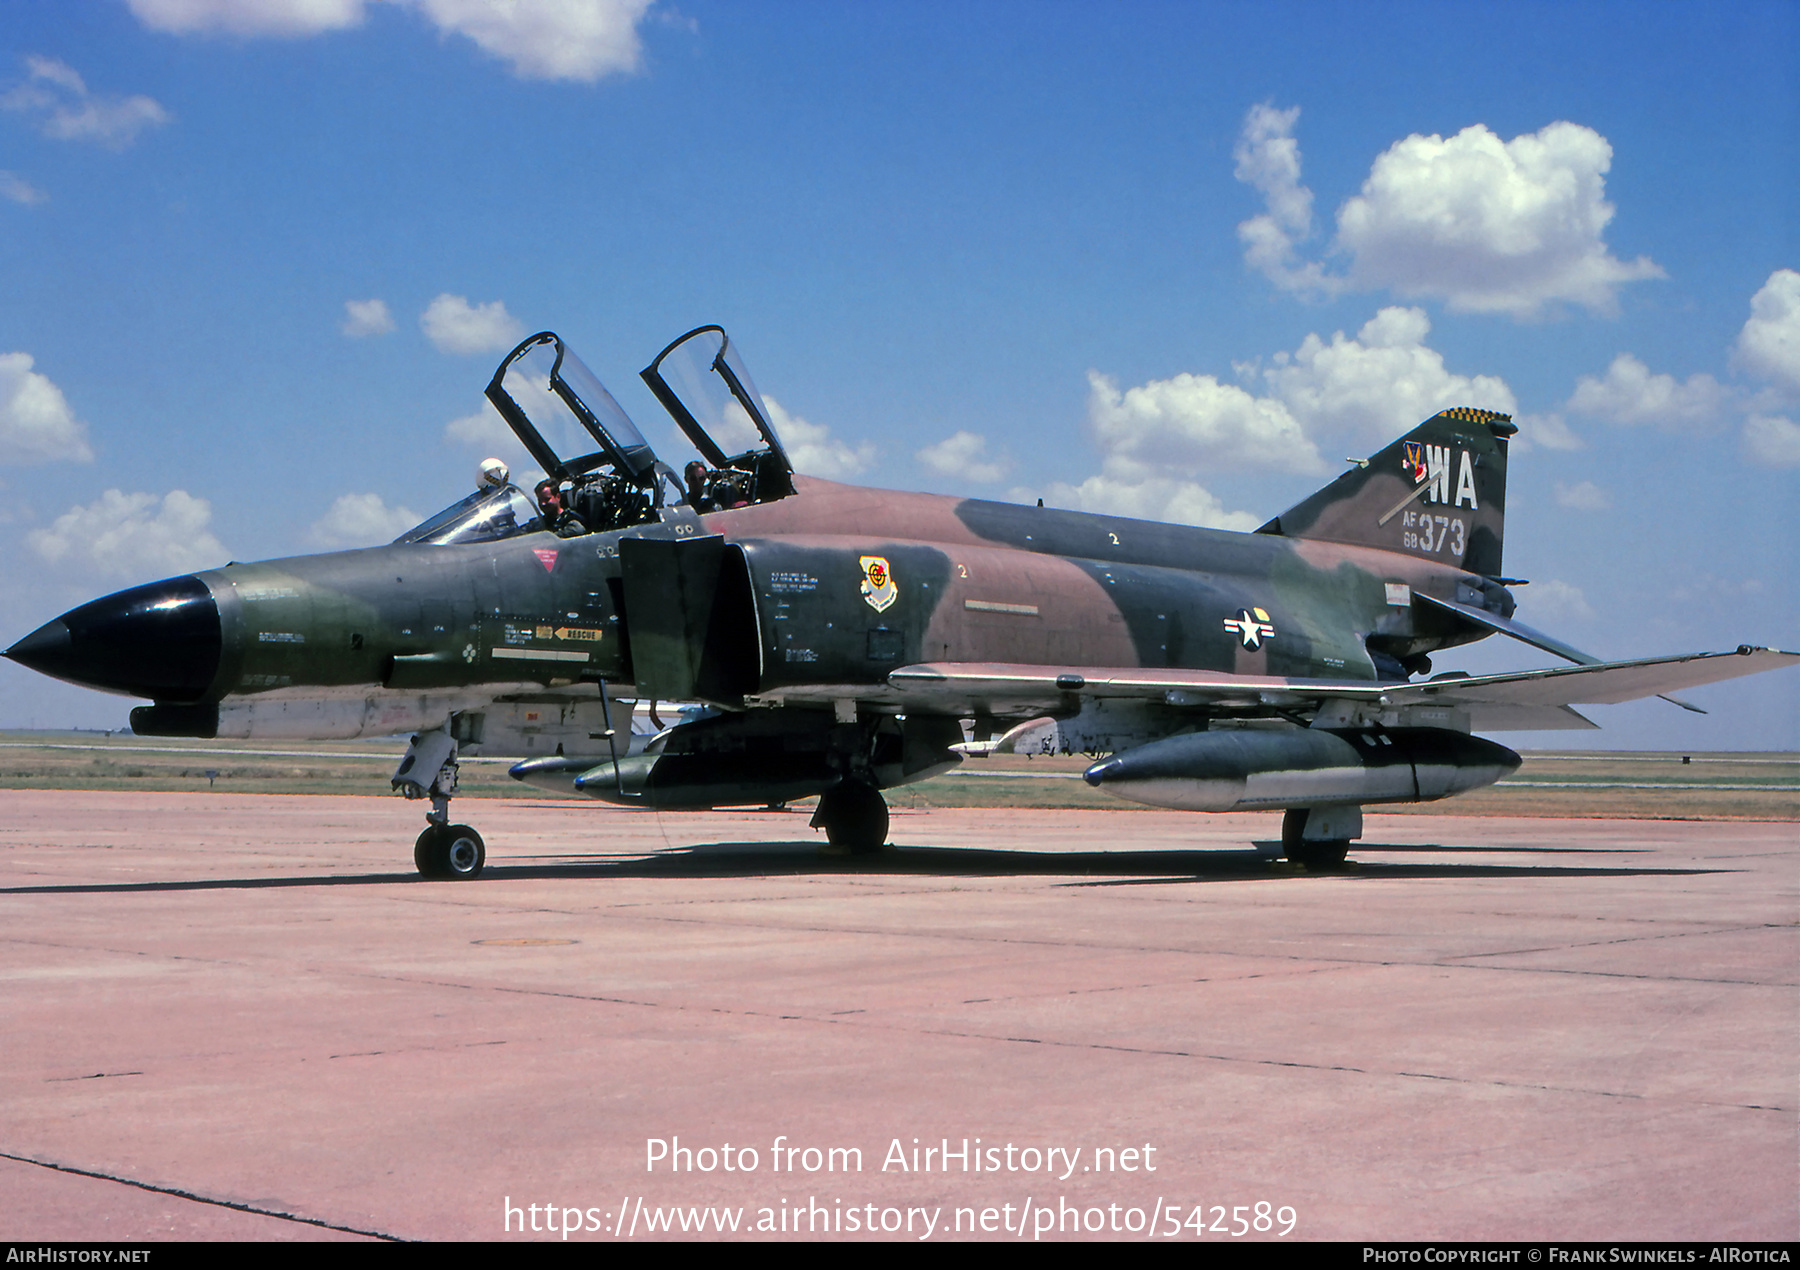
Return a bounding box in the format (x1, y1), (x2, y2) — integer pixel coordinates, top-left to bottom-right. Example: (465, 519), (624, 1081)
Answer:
(0, 790), (1793, 1242)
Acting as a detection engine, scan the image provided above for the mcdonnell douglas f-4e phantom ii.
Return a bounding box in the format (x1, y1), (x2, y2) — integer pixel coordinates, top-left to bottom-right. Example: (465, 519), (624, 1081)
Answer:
(7, 326), (1796, 877)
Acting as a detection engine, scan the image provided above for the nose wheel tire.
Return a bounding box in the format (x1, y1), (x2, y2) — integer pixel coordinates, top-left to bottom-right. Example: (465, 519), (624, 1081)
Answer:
(415, 824), (486, 879)
(812, 781), (889, 855)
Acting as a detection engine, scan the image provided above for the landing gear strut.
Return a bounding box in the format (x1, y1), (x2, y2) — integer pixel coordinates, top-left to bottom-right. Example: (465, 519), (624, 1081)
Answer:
(394, 726), (486, 879)
(1281, 805), (1359, 870)
(811, 779), (889, 854)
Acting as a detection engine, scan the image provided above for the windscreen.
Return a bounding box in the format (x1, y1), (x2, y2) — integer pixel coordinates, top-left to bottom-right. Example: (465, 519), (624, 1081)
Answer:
(395, 485), (544, 545)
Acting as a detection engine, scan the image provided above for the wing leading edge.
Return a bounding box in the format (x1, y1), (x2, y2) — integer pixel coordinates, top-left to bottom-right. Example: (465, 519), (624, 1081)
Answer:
(868, 646), (1799, 732)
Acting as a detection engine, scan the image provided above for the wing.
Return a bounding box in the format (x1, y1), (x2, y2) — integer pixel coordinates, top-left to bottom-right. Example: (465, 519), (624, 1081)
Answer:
(844, 646), (1800, 733)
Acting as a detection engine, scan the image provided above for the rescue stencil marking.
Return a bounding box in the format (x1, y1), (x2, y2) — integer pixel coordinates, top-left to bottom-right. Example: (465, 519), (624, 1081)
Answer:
(532, 548), (558, 572)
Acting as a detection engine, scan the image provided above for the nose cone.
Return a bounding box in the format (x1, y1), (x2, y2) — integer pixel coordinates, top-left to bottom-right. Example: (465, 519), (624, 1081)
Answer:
(5, 575), (221, 701)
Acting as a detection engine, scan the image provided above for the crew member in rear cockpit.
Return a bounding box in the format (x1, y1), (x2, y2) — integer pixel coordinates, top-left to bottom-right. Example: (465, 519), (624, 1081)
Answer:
(684, 461), (714, 513)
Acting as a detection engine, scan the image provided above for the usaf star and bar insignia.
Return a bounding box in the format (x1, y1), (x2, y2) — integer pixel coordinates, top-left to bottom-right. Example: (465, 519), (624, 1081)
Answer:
(1223, 606), (1276, 649)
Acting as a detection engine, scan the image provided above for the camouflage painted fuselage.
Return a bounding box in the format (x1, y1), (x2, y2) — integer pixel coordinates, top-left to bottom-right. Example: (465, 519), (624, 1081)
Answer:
(166, 475), (1484, 730)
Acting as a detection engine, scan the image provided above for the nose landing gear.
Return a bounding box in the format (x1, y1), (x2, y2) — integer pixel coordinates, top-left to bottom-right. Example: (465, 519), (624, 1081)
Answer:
(394, 726), (486, 879)
(414, 822), (486, 879)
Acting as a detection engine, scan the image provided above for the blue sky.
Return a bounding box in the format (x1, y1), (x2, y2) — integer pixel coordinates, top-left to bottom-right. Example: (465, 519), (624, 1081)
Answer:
(1, 0), (1795, 748)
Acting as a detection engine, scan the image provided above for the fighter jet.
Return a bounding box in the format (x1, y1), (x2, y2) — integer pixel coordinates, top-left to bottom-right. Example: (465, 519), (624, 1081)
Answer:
(7, 326), (1794, 878)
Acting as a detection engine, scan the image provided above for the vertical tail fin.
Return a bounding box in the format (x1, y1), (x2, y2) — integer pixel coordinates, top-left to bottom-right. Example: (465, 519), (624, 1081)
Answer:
(1257, 408), (1515, 578)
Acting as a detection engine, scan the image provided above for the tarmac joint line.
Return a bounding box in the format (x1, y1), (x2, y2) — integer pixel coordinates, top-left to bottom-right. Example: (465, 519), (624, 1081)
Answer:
(0, 1148), (405, 1241)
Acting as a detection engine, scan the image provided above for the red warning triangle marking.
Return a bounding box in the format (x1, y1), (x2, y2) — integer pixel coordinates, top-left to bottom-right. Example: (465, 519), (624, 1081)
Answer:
(532, 549), (558, 572)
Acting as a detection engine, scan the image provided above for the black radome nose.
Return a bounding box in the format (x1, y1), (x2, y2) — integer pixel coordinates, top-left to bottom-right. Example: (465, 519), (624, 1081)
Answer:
(5, 575), (222, 701)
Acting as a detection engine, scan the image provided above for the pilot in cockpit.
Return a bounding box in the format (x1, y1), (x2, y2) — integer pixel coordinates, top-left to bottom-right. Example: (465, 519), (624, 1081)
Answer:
(534, 478), (586, 537)
(683, 460), (751, 514)
(684, 461), (713, 512)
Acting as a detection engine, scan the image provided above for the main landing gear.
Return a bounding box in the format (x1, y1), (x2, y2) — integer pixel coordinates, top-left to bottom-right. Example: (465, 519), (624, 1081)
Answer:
(394, 727), (486, 880)
(810, 779), (889, 855)
(1281, 805), (1359, 870)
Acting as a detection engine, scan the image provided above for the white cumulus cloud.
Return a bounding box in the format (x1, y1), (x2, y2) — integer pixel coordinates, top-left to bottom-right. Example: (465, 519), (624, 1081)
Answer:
(760, 396), (873, 480)
(1336, 121), (1663, 318)
(1733, 268), (1800, 398)
(421, 293), (524, 355)
(917, 430), (1009, 483)
(1234, 107), (1663, 320)
(1510, 411), (1584, 453)
(417, 0), (653, 82)
(1741, 414), (1800, 468)
(1052, 306), (1518, 530)
(29, 490), (225, 580)
(0, 352), (94, 464)
(341, 298), (395, 337)
(1567, 353), (1728, 428)
(1032, 473), (1261, 532)
(127, 0), (367, 35)
(1233, 104), (1340, 298)
(1, 170), (47, 205)
(1553, 480), (1611, 511)
(1524, 578), (1595, 623)
(1, 55), (171, 150)
(1088, 368), (1325, 477)
(306, 492), (422, 547)
(444, 399), (514, 449)
(443, 399), (541, 484)
(127, 0), (653, 81)
(1259, 306), (1517, 446)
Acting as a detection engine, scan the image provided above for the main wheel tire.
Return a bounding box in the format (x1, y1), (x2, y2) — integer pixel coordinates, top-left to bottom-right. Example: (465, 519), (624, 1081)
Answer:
(414, 823), (486, 879)
(815, 781), (889, 855)
(1281, 808), (1349, 869)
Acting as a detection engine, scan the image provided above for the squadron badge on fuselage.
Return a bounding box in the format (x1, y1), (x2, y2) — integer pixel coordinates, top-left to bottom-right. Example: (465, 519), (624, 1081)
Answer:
(860, 556), (897, 612)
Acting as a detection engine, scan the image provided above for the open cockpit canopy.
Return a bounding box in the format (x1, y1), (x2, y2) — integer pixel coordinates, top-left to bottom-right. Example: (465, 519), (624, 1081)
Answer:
(642, 325), (795, 510)
(485, 331), (681, 534)
(487, 331), (661, 484)
(403, 327), (800, 544)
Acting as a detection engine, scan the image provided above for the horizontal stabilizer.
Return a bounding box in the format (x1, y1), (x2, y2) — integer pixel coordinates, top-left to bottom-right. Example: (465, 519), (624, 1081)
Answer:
(1417, 593), (1706, 712)
(1416, 592), (1601, 666)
